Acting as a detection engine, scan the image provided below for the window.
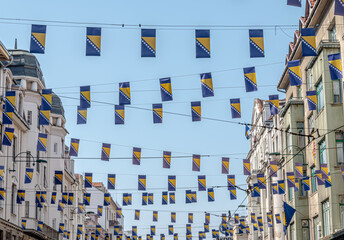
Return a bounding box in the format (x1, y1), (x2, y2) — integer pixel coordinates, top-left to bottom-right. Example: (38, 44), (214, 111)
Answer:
(302, 220), (310, 240)
(27, 111), (32, 125)
(12, 136), (16, 164)
(316, 79), (324, 112)
(286, 127), (291, 153)
(290, 223), (295, 240)
(297, 122), (305, 148)
(308, 114), (314, 134)
(329, 24), (337, 41)
(36, 151), (40, 172)
(37, 107), (40, 129)
(307, 70), (313, 90)
(333, 80), (342, 103)
(25, 201), (29, 217)
(11, 184), (16, 214)
(288, 185), (293, 201)
(52, 218), (56, 230)
(314, 216), (320, 240)
(44, 166), (48, 188)
(300, 170), (308, 197)
(340, 204), (344, 229)
(298, 86), (302, 99)
(319, 139), (327, 164)
(322, 200), (330, 236)
(54, 143), (58, 154)
(26, 151), (31, 167)
(0, 123), (3, 151)
(336, 133), (344, 165)
(311, 167), (317, 193)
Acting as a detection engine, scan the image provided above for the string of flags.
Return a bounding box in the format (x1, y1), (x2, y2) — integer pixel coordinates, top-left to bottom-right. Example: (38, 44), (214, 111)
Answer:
(29, 24), (267, 59)
(242, 160), (337, 198)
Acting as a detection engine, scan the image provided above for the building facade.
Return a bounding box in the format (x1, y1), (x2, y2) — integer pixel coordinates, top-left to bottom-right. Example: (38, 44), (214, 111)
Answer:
(0, 42), (124, 239)
(246, 1), (344, 239)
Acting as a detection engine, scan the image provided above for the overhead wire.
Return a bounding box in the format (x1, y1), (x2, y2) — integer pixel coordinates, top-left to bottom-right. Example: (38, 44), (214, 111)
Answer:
(230, 123), (344, 220)
(59, 94), (313, 138)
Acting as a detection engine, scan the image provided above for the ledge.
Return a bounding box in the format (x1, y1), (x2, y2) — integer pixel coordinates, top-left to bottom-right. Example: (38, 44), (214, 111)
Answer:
(279, 99), (304, 118)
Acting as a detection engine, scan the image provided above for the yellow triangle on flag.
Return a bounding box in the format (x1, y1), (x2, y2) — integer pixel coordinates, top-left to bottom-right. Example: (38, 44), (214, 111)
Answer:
(250, 37), (264, 51)
(142, 37), (156, 51)
(196, 38), (210, 52)
(32, 33), (46, 47)
(302, 36), (316, 49)
(87, 35), (101, 50)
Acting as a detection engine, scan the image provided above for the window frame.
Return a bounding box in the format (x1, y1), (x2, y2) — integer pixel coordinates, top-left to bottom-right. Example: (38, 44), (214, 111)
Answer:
(319, 138), (327, 164)
(322, 200), (330, 237)
(336, 133), (344, 166)
(316, 79), (324, 112)
(311, 166), (317, 193)
(332, 79), (342, 103)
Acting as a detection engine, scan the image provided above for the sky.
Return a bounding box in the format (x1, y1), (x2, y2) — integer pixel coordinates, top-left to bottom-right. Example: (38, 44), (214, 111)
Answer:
(0, 0), (305, 238)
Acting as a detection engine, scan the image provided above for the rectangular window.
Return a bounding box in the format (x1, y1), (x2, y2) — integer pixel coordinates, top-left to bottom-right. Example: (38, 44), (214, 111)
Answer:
(316, 79), (324, 112)
(25, 201), (29, 217)
(336, 133), (344, 165)
(36, 151), (40, 173)
(288, 186), (293, 201)
(11, 184), (16, 215)
(322, 200), (330, 236)
(44, 166), (48, 188)
(52, 218), (56, 230)
(302, 220), (310, 240)
(340, 204), (344, 229)
(297, 122), (305, 148)
(329, 24), (337, 41)
(311, 167), (317, 193)
(314, 216), (319, 240)
(333, 80), (342, 103)
(307, 70), (312, 90)
(26, 151), (31, 167)
(298, 86), (302, 99)
(319, 138), (327, 164)
(37, 107), (40, 129)
(300, 170), (308, 197)
(0, 123), (3, 151)
(308, 114), (314, 134)
(286, 127), (290, 153)
(54, 143), (58, 154)
(290, 223), (295, 240)
(27, 110), (32, 125)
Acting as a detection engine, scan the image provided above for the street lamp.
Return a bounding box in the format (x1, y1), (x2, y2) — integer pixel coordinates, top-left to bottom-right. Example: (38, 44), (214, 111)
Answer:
(9, 151), (47, 172)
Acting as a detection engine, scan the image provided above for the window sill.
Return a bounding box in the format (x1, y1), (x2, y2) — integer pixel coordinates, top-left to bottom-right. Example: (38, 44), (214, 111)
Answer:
(330, 102), (342, 106)
(310, 191), (318, 197)
(315, 107), (324, 120)
(334, 165), (344, 169)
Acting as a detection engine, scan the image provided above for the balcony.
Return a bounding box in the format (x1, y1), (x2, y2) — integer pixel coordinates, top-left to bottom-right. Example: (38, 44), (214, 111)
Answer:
(22, 218), (60, 240)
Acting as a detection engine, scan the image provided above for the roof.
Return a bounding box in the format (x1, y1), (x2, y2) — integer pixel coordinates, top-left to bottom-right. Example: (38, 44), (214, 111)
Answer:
(51, 92), (65, 117)
(0, 41), (11, 61)
(92, 182), (104, 187)
(6, 49), (44, 84)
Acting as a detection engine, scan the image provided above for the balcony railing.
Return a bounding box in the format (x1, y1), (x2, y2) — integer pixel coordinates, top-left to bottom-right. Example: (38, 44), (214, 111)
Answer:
(22, 218), (60, 240)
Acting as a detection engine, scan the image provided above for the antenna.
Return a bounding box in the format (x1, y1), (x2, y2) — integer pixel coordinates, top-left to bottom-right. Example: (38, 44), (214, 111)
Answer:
(14, 38), (17, 49)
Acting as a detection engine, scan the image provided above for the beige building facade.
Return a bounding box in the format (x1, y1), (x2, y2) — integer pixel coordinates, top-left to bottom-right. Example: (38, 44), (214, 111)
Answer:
(0, 42), (124, 239)
(247, 1), (344, 239)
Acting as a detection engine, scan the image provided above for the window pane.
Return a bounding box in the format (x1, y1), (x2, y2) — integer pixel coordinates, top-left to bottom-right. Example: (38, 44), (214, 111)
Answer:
(337, 142), (344, 164)
(333, 80), (341, 103)
(317, 80), (324, 112)
(322, 200), (330, 236)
